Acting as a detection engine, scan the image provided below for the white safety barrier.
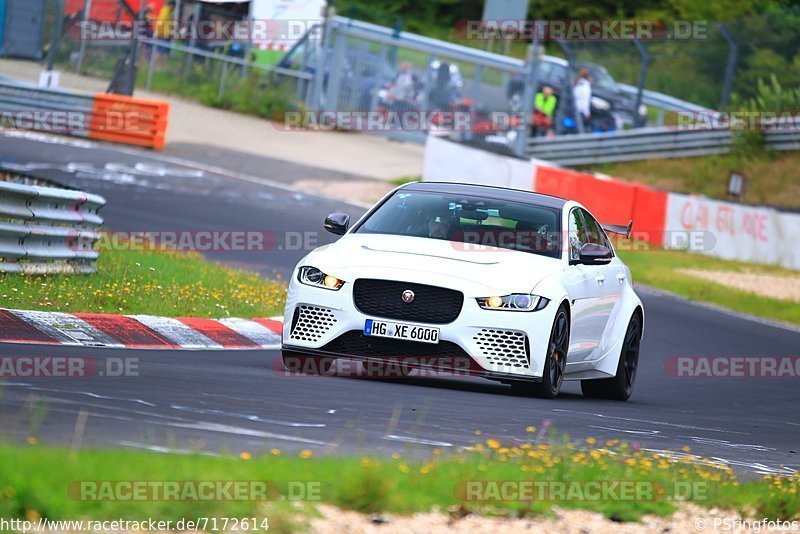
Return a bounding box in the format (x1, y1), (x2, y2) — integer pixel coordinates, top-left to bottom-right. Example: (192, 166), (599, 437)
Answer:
(423, 135), (537, 191)
(664, 193), (800, 270)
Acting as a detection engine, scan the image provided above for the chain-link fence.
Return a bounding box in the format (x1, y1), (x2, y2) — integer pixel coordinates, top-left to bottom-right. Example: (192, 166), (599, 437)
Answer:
(19, 2), (800, 152)
(298, 17), (531, 150)
(558, 9), (800, 111)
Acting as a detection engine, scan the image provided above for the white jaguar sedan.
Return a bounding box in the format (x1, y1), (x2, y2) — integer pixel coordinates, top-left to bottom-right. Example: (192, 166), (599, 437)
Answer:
(281, 182), (644, 400)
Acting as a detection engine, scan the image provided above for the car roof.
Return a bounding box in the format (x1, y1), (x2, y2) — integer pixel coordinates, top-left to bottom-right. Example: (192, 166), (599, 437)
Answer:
(541, 55), (569, 66)
(400, 181), (568, 209)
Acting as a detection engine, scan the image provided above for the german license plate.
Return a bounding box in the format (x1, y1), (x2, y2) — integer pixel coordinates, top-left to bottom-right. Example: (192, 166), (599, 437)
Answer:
(364, 319), (440, 344)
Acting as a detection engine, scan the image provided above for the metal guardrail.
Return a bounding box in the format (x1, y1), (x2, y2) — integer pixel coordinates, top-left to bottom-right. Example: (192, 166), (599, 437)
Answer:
(527, 126), (799, 166)
(0, 174), (105, 274)
(527, 127), (733, 165)
(618, 83), (710, 113)
(764, 129), (800, 151)
(0, 79), (96, 137)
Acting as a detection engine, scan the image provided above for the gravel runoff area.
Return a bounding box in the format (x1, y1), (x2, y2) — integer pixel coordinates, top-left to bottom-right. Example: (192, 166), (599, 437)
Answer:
(679, 268), (800, 302)
(306, 503), (784, 533)
(23, 504), (787, 534)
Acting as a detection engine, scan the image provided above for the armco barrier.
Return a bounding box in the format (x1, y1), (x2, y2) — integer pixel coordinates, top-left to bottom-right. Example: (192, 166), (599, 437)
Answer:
(0, 174), (105, 274)
(89, 94), (169, 150)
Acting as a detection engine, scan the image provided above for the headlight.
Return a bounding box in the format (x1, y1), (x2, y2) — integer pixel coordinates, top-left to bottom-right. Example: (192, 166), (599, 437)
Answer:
(298, 266), (344, 290)
(476, 294), (549, 311)
(638, 104), (648, 116)
(591, 97), (611, 111)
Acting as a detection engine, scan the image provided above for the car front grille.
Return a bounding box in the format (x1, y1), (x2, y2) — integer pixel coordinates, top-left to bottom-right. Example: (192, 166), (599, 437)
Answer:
(322, 330), (473, 361)
(289, 305), (337, 343)
(352, 279), (463, 324)
(473, 328), (529, 368)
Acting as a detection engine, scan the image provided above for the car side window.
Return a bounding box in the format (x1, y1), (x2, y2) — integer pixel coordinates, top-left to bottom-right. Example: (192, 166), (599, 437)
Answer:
(580, 209), (614, 253)
(568, 209), (588, 262)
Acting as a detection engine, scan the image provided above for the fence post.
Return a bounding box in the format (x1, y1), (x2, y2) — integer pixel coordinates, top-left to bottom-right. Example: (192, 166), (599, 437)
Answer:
(718, 23), (738, 109)
(465, 64), (482, 143)
(45, 0), (64, 73)
(633, 39), (649, 128)
(324, 26), (346, 112)
(558, 40), (580, 133)
(218, 60), (228, 101)
(514, 35), (540, 157)
(310, 18), (333, 110)
(76, 0), (92, 73)
(145, 39), (157, 90)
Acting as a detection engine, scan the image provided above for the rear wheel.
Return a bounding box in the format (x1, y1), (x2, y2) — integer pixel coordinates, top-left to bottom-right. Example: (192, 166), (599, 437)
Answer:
(512, 305), (569, 399)
(581, 312), (642, 401)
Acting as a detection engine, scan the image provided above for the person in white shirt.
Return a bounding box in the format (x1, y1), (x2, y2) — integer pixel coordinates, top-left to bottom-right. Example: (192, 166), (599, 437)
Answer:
(573, 68), (592, 132)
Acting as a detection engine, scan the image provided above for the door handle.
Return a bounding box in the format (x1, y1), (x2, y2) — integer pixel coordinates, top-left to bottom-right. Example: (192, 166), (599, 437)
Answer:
(595, 275), (606, 285)
(617, 273), (626, 283)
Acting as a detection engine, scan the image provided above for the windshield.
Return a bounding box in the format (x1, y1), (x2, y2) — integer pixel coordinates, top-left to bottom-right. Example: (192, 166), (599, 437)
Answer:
(585, 66), (617, 91)
(355, 190), (562, 259)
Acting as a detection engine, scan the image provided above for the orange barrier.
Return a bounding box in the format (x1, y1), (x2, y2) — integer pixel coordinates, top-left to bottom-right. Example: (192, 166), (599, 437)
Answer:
(535, 166), (637, 224)
(631, 185), (668, 247)
(88, 94), (169, 151)
(533, 165), (668, 246)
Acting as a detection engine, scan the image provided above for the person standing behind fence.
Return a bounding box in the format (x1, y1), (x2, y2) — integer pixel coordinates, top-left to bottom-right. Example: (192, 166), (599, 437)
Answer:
(533, 85), (557, 138)
(392, 62), (419, 112)
(154, 0), (175, 67)
(573, 68), (592, 133)
(140, 4), (156, 61)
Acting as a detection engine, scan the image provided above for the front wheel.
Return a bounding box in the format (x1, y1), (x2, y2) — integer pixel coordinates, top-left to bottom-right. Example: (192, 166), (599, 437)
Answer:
(512, 304), (569, 399)
(581, 312), (642, 401)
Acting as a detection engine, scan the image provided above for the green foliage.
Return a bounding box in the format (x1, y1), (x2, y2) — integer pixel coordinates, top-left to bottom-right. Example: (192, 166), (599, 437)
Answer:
(0, 441), (798, 522)
(737, 74), (800, 111)
(202, 74), (300, 122)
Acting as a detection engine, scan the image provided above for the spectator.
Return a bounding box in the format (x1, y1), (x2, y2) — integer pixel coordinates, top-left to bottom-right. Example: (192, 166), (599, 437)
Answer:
(573, 68), (592, 132)
(429, 61), (453, 111)
(391, 62), (419, 111)
(140, 4), (156, 61)
(533, 84), (557, 138)
(154, 0), (175, 67)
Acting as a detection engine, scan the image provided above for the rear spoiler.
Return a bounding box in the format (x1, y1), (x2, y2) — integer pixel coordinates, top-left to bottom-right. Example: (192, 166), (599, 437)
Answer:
(602, 220), (633, 239)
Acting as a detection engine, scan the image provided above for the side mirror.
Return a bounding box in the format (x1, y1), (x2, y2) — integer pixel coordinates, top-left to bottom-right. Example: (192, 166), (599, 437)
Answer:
(324, 213), (350, 235)
(578, 242), (613, 265)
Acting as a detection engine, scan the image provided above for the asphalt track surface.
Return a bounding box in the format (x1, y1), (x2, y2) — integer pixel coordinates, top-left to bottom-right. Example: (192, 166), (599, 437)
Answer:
(1, 132), (798, 476)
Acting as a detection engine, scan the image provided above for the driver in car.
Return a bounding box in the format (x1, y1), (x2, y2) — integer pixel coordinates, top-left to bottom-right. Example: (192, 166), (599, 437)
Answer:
(428, 215), (451, 239)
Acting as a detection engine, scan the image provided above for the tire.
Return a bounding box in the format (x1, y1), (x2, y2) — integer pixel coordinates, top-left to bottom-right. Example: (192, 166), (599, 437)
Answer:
(581, 312), (642, 401)
(512, 304), (570, 399)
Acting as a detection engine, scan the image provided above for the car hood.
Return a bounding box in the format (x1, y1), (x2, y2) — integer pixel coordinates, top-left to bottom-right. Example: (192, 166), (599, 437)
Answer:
(303, 233), (564, 296)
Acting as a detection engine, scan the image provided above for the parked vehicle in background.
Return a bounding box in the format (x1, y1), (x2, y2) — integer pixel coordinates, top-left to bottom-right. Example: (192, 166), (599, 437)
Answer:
(507, 56), (647, 133)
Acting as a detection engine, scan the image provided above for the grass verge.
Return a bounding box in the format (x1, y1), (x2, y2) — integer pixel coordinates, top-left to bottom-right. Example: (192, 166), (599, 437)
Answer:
(0, 434), (797, 524)
(0, 249), (285, 318)
(618, 246), (800, 326)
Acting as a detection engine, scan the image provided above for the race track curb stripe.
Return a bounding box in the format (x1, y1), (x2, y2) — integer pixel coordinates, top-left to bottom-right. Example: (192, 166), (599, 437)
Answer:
(0, 308), (283, 351)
